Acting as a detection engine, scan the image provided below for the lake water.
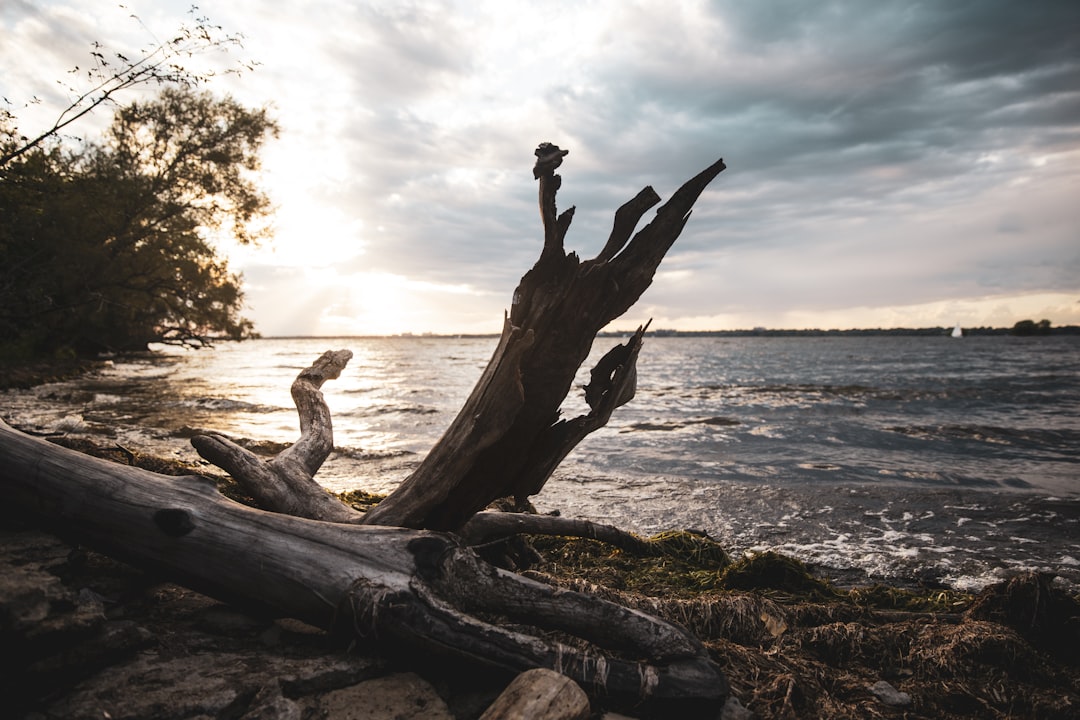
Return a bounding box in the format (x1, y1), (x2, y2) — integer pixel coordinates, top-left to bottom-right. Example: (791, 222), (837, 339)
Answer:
(3, 334), (1079, 592)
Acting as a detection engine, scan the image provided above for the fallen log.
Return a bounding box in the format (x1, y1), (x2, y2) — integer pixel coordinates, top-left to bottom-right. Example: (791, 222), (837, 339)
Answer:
(0, 419), (727, 715)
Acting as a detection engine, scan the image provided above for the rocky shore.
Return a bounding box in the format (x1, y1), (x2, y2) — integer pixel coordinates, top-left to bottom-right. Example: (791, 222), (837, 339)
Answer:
(2, 436), (1078, 719)
(2, 521), (509, 720)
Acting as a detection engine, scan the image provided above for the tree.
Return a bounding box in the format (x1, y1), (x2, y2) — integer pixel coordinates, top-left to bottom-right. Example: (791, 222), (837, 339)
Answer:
(1, 7), (252, 168)
(0, 145), (730, 715)
(1011, 319), (1052, 336)
(0, 87), (277, 358)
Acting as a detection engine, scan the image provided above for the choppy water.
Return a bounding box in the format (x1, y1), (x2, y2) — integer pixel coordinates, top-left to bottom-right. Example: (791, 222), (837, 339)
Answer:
(3, 335), (1079, 592)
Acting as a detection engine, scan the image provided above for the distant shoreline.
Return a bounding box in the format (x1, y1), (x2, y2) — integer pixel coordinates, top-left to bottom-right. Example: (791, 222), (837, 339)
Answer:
(261, 325), (1080, 340)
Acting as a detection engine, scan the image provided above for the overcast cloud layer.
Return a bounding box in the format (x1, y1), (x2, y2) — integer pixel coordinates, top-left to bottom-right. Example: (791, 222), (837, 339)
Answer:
(4, 0), (1079, 335)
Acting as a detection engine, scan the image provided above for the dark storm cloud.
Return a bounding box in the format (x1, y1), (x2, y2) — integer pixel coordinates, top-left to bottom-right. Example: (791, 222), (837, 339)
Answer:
(502, 0), (1079, 326)
(567, 0), (1080, 185)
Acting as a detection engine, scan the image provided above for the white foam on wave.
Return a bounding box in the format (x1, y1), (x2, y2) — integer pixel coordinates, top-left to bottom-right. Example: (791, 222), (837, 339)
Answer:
(51, 414), (88, 433)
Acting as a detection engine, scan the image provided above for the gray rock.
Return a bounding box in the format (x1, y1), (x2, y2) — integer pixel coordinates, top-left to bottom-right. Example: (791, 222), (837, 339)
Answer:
(869, 680), (911, 707)
(721, 694), (754, 719)
(43, 651), (258, 720)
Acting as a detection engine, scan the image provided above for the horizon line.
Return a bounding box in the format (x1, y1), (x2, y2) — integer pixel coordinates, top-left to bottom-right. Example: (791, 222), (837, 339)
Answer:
(252, 322), (1077, 340)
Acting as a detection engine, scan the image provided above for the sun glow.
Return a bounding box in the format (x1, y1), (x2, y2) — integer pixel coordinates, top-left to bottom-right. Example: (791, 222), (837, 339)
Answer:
(256, 267), (489, 337)
(314, 270), (417, 336)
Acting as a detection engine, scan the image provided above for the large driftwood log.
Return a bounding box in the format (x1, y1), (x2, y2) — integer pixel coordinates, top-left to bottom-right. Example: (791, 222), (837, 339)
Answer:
(0, 419), (727, 715)
(1, 145), (731, 714)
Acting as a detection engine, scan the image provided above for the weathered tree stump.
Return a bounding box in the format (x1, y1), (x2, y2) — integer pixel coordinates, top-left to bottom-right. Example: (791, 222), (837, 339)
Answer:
(361, 145), (725, 531)
(190, 145), (726, 538)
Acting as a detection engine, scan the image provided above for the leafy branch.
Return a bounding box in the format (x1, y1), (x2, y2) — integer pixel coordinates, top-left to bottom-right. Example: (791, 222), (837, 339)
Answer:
(1, 5), (255, 168)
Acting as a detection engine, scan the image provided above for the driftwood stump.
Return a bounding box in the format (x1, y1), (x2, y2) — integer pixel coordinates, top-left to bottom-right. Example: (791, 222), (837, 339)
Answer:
(364, 145), (726, 531)
(191, 145), (726, 538)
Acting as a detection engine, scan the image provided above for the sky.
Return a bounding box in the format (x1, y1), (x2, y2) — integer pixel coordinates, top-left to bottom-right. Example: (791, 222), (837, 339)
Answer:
(3, 0), (1079, 336)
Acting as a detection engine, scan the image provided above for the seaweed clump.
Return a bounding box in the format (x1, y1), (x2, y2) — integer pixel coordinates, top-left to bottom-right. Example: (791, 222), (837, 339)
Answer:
(720, 551), (839, 600)
(530, 532), (1079, 719)
(849, 583), (971, 614)
(529, 529), (731, 597)
(337, 489), (386, 514)
(964, 572), (1080, 659)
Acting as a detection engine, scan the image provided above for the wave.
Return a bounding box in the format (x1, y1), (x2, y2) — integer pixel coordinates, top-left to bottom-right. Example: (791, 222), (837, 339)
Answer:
(335, 446), (415, 460)
(620, 416), (741, 433)
(654, 382), (1000, 404)
(339, 405), (439, 417)
(177, 397), (285, 413)
(885, 424), (1080, 455)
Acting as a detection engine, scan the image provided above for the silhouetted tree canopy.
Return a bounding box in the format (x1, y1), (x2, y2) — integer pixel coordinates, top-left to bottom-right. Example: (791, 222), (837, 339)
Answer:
(1011, 319), (1053, 336)
(0, 88), (277, 359)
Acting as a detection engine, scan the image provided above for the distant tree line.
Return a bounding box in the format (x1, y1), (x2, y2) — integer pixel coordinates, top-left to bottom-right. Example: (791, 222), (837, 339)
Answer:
(0, 88), (276, 361)
(1010, 319), (1054, 336)
(612, 321), (1080, 339)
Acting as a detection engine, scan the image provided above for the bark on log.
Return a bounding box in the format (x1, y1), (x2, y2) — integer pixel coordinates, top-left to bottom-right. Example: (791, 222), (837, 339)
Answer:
(0, 419), (728, 715)
(479, 669), (590, 720)
(362, 146), (726, 531)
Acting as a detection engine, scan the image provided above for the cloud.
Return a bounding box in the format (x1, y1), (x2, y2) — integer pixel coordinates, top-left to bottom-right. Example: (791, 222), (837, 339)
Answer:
(3, 0), (1078, 334)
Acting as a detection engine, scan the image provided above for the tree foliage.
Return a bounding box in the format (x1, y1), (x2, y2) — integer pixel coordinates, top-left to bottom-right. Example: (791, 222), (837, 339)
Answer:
(0, 88), (277, 359)
(1011, 319), (1053, 336)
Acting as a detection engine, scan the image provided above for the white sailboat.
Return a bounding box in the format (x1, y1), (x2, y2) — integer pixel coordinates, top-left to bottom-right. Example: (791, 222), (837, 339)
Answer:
(951, 323), (963, 338)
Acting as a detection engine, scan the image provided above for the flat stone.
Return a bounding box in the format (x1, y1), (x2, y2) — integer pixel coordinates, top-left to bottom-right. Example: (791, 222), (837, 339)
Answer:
(315, 672), (454, 720)
(40, 647), (386, 719)
(43, 651), (258, 720)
